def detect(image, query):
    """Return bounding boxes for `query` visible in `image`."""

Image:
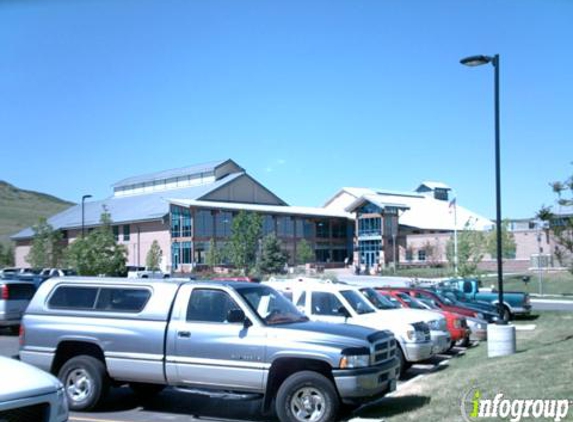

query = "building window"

[195,210,214,238]
[303,219,314,238]
[182,208,192,237]
[418,250,426,261]
[172,242,180,269]
[215,212,232,237]
[171,207,181,237]
[123,224,130,241]
[262,215,275,236]
[316,220,330,238]
[182,241,192,264]
[406,249,413,262]
[332,220,347,239]
[112,226,119,241]
[277,216,295,238]
[358,218,381,237]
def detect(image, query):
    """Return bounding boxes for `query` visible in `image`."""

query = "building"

[16,159,560,273]
[324,182,492,270]
[12,159,353,271]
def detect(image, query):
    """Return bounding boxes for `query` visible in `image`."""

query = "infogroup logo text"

[461,387,571,422]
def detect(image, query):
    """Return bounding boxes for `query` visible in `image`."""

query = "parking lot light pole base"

[487,323,516,358]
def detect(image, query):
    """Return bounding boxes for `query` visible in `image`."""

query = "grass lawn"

[354,312,573,422]
[503,272,573,297]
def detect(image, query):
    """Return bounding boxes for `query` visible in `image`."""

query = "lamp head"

[460,55,493,67]
[82,194,93,201]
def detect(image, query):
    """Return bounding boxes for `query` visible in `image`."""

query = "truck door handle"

[178,331,191,338]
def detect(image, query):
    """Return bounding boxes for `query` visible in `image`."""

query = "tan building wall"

[14,241,31,268]
[14,220,171,270]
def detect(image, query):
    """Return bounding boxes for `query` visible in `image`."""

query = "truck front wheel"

[58,355,109,411]
[276,371,339,422]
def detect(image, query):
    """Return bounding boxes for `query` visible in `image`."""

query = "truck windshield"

[360,288,398,310]
[340,290,376,315]
[237,285,308,326]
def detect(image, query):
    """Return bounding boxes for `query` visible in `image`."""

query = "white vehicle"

[126,266,170,279]
[359,287,451,354]
[265,278,435,377]
[0,356,68,422]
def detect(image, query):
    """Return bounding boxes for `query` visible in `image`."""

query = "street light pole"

[460,54,506,324]
[81,194,92,238]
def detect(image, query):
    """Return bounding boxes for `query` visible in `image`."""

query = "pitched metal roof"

[168,199,354,219]
[12,172,243,240]
[111,159,232,188]
[336,187,492,231]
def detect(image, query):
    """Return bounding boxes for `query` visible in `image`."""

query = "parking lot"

[0,327,465,422]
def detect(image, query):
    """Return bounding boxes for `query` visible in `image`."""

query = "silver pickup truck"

[20,277,399,422]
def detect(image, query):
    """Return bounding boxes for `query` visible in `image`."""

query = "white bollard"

[487,323,516,357]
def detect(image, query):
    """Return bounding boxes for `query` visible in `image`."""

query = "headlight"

[477,312,485,320]
[406,326,426,342]
[339,354,370,368]
[56,387,69,421]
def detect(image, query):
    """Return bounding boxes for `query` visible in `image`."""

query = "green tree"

[538,169,573,273]
[0,243,14,267]
[296,239,314,265]
[25,218,64,268]
[205,238,223,267]
[227,211,262,274]
[446,220,486,276]
[485,220,517,259]
[65,209,128,276]
[146,240,162,269]
[259,234,288,274]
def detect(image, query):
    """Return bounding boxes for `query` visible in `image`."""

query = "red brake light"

[1,285,8,300]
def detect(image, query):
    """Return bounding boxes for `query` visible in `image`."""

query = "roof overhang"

[345,196,410,214]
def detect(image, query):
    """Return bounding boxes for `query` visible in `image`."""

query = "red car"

[379,287,480,319]
[378,289,470,346]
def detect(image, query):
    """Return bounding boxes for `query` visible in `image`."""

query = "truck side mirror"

[337,306,351,318]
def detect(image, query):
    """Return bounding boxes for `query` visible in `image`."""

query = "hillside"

[0,181,74,246]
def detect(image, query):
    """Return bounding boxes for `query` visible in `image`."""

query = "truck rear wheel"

[58,355,109,411]
[276,371,338,422]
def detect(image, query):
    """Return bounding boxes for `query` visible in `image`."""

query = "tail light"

[1,284,8,300]
[19,324,25,346]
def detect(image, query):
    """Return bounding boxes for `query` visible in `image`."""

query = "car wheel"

[276,371,339,422]
[502,307,511,323]
[130,382,165,398]
[396,346,410,380]
[457,336,471,348]
[58,355,109,411]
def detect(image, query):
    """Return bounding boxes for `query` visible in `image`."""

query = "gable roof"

[328,187,492,231]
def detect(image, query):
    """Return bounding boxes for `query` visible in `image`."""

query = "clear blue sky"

[1,0,571,219]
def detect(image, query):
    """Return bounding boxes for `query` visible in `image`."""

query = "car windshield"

[237,285,308,326]
[417,296,440,309]
[340,290,376,315]
[360,288,398,310]
[434,291,454,305]
[396,292,426,309]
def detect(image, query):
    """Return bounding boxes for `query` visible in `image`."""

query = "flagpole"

[454,202,458,275]
[451,196,459,276]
